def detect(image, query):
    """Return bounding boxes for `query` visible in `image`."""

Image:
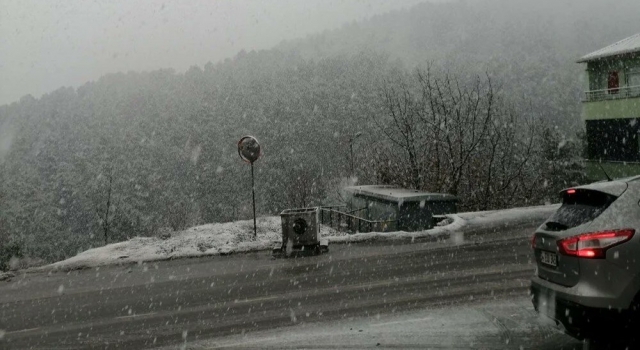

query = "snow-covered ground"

[159,297,576,350]
[42,204,559,271]
[0,271,15,282]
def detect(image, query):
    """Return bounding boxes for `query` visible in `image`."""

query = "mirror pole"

[251,162,257,238]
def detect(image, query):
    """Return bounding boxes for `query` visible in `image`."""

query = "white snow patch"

[45,217,284,270]
[450,230,465,245]
[160,297,557,350]
[457,204,559,228]
[0,272,15,281]
[44,217,343,271]
[190,145,202,164]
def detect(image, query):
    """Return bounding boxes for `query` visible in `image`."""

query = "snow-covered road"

[182,297,579,350]
[1,218,578,349]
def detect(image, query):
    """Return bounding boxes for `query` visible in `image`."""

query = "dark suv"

[531,176,640,345]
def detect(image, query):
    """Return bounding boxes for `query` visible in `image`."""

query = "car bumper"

[531,277,636,340]
[530,274,634,309]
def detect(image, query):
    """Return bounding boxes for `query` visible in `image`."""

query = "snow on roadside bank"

[457,204,560,228]
[44,217,346,271]
[328,204,559,244]
[45,217,288,271]
[43,205,558,271]
[0,271,15,281]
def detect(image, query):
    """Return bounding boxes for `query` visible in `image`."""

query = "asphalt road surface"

[0,221,582,350]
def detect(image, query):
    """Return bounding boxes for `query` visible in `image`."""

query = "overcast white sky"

[0,0,429,106]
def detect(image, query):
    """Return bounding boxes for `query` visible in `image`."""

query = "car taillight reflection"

[557,229,635,259]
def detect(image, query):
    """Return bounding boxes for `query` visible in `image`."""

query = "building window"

[608,71,619,94]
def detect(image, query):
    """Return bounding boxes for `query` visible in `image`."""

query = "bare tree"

[375,77,425,189]
[415,67,496,195]
[285,166,323,209]
[374,66,543,211]
[95,166,116,245]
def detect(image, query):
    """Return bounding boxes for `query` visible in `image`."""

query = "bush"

[0,241,23,271]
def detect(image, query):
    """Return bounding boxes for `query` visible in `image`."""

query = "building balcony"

[583,85,640,102]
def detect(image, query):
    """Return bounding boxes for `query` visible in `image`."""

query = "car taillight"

[557,229,635,259]
[531,234,536,249]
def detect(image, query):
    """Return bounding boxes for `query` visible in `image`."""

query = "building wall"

[586,161,640,182]
[585,118,639,161]
[583,56,640,121]
[581,54,640,178]
[582,55,640,165]
[398,202,432,231]
[349,195,397,222]
[348,194,438,231]
[582,98,640,120]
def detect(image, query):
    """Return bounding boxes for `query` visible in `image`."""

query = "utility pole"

[251,162,256,237]
[349,132,363,178]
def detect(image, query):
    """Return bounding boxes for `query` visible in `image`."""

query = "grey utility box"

[276,207,328,256]
[345,185,458,231]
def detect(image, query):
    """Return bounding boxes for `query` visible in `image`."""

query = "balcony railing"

[584,85,640,102]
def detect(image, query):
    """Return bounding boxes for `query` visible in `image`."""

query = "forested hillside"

[2,0,634,265]
[278,0,640,129]
[0,52,395,263]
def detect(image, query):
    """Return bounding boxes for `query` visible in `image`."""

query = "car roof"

[570,180,628,197]
[623,175,640,183]
[568,175,640,196]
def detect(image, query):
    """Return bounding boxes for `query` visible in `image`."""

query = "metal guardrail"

[583,85,640,102]
[319,205,347,211]
[319,208,397,234]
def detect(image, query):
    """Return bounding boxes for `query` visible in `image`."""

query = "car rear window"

[545,189,618,231]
